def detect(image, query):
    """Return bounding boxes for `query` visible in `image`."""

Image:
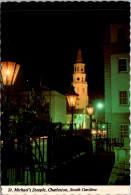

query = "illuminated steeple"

[72,48,89,109]
[76,48,83,63]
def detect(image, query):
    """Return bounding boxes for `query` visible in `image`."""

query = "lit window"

[120,124,129,138]
[118,58,128,72]
[119,91,128,105]
[118,27,126,40]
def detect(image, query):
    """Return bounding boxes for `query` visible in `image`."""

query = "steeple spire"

[76,48,82,63]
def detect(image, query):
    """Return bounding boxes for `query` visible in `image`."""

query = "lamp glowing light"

[1,61,20,86]
[67,86,79,108]
[87,105,94,130]
[92,130,97,135]
[97,103,103,109]
[87,106,94,116]
[67,85,79,131]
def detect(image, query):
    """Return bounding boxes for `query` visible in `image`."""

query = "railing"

[1,123,93,185]
[2,119,124,185]
[93,137,124,153]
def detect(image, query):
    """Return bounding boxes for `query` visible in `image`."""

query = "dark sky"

[1,2,130,100]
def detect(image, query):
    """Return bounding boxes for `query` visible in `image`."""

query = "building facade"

[41,90,66,124]
[10,88,67,124]
[104,23,130,139]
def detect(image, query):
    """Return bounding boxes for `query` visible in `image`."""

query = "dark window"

[77,67,79,71]
[118,27,126,40]
[81,68,83,71]
[119,91,128,105]
[77,77,80,81]
[119,58,128,72]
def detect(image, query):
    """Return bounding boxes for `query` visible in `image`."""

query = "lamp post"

[1,61,20,116]
[87,105,97,154]
[87,106,94,130]
[1,61,20,184]
[67,86,78,132]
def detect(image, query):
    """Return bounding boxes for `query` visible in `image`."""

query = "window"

[83,88,85,93]
[118,58,128,72]
[77,77,80,81]
[81,68,83,72]
[77,67,79,71]
[119,91,128,105]
[118,27,126,40]
[120,124,129,138]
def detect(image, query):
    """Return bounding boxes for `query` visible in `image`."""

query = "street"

[47,151,115,185]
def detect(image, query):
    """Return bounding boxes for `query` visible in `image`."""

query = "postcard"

[1,0,130,194]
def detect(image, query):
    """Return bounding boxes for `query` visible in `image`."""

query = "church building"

[66,48,91,129]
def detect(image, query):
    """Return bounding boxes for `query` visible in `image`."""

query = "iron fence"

[1,123,92,185]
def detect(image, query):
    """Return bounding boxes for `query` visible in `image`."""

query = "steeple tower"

[76,48,82,63]
[72,48,88,109]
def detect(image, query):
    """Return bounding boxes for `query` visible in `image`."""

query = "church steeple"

[72,48,88,109]
[76,48,83,63]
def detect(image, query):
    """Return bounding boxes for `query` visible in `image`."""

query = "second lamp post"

[67,86,79,132]
[87,105,94,130]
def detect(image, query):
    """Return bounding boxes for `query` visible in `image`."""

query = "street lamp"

[1,61,20,184]
[97,103,103,109]
[87,105,94,130]
[1,61,20,114]
[1,61,20,86]
[1,61,20,113]
[67,85,78,131]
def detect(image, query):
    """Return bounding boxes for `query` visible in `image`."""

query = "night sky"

[1,2,130,101]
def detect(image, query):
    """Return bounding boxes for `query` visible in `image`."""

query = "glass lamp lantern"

[67,86,79,108]
[67,85,79,131]
[87,105,94,130]
[87,106,94,116]
[1,61,20,86]
[67,94,78,108]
